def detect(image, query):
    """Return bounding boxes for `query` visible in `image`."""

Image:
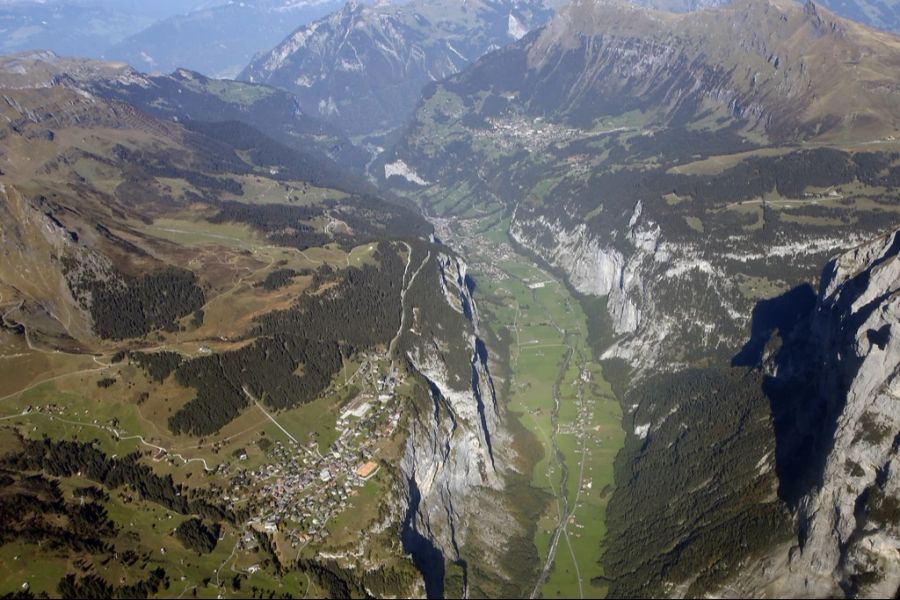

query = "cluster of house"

[223,369,405,554]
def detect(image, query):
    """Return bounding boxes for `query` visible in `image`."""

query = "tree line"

[169,244,407,436]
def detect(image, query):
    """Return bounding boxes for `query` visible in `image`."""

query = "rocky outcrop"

[782,229,898,597]
[508,201,748,371]
[719,228,900,598]
[397,251,511,596]
[801,229,900,597]
[510,202,647,335]
[506,192,883,377]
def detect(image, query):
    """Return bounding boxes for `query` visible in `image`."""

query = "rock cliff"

[397,249,523,596]
[733,228,900,598]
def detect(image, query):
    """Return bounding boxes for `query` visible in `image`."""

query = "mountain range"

[633,0,900,32]
[240,0,555,139]
[0,0,215,57]
[0,0,898,598]
[0,1,345,79]
[104,0,346,79]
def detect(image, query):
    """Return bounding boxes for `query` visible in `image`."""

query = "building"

[356,461,379,480]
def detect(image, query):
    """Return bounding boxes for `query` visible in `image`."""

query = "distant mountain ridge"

[818,0,900,32]
[240,0,555,138]
[630,0,900,32]
[0,0,216,57]
[412,0,900,143]
[104,0,345,79]
[0,51,371,177]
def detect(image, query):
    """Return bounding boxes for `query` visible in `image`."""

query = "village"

[471,115,581,154]
[430,215,519,285]
[225,359,406,558]
[12,351,410,569]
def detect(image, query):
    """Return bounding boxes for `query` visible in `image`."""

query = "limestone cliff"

[507,191,882,376]
[396,249,521,597]
[704,228,899,598]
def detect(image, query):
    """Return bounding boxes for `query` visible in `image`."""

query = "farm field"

[457,219,625,599]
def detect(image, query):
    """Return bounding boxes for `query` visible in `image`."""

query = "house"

[356,461,379,480]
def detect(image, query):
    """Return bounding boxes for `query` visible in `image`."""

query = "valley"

[0,0,899,598]
[429,212,625,599]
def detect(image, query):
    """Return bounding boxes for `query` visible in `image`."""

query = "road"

[0,409,214,471]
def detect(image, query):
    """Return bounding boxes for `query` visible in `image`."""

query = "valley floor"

[433,213,625,599]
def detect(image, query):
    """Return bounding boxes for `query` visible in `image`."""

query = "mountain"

[240,0,555,139]
[410,0,900,144]
[105,0,345,79]
[0,56,418,350]
[0,51,371,174]
[0,0,215,58]
[817,0,900,32]
[0,1,348,79]
[0,48,525,599]
[601,228,900,597]
[745,228,900,598]
[631,0,731,10]
[383,0,900,594]
[631,0,900,33]
[99,67,373,174]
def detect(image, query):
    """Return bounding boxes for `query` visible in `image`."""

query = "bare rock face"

[397,250,519,596]
[509,204,647,338]
[508,201,745,372]
[722,229,900,598]
[788,229,900,597]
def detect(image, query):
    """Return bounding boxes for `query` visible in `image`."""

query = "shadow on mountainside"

[733,234,898,518]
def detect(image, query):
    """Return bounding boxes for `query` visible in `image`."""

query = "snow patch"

[384,160,428,185]
[317,96,339,116]
[508,13,528,40]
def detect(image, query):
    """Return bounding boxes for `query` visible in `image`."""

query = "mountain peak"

[240,0,554,137]
[515,0,900,141]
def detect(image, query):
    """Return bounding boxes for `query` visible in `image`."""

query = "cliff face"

[746,229,900,598]
[397,249,521,597]
[507,199,865,372]
[693,228,900,599]
[510,204,645,336]
[509,204,653,364]
[801,229,900,597]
